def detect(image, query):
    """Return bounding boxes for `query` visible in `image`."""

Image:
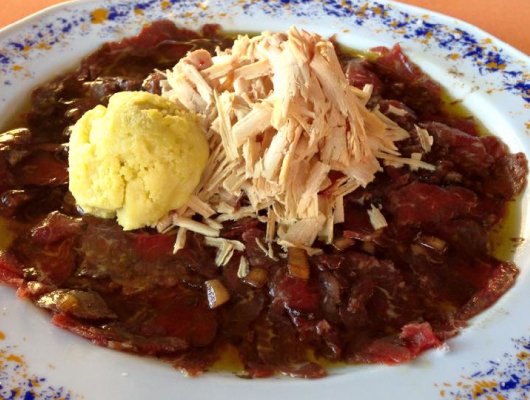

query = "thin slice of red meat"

[483,153,528,199]
[481,136,508,161]
[378,99,417,131]
[221,217,260,238]
[254,311,307,367]
[14,234,77,285]
[133,232,175,262]
[369,44,442,116]
[76,218,136,280]
[37,289,117,320]
[52,287,218,353]
[109,20,201,53]
[78,220,216,292]
[136,295,218,347]
[0,251,24,287]
[52,313,189,355]
[241,227,278,270]
[437,219,488,257]
[223,292,266,338]
[423,121,495,173]
[386,181,477,226]
[0,154,13,189]
[345,58,383,95]
[15,151,68,187]
[30,211,84,244]
[400,322,442,356]
[347,279,375,314]
[0,189,36,217]
[276,273,321,313]
[458,262,519,320]
[352,337,413,365]
[433,115,479,137]
[0,128,32,173]
[342,202,376,241]
[172,347,220,377]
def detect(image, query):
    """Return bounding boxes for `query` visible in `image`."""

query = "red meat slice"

[110,20,200,52]
[483,153,528,199]
[370,44,442,115]
[15,236,77,285]
[400,322,442,356]
[458,262,519,320]
[221,217,260,238]
[37,289,117,321]
[423,121,495,173]
[15,151,68,187]
[137,295,218,348]
[371,44,436,88]
[386,181,477,226]
[0,251,24,287]
[481,136,508,161]
[133,233,175,262]
[378,99,417,130]
[52,287,218,354]
[52,313,189,355]
[277,274,321,313]
[253,311,308,368]
[433,115,479,137]
[0,189,37,217]
[352,337,413,365]
[0,155,12,189]
[30,211,84,244]
[241,227,278,270]
[345,59,383,95]
[353,323,442,365]
[437,219,488,257]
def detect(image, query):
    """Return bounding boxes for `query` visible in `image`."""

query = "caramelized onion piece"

[205,279,230,309]
[333,236,355,251]
[245,267,268,288]
[288,247,310,280]
[361,241,375,254]
[416,234,447,253]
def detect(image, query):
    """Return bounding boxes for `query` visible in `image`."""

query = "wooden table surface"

[0,0,528,55]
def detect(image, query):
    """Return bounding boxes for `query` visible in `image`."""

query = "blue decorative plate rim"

[0,1,529,400]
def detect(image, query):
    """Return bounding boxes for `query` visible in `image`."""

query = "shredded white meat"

[160,28,435,250]
[367,204,388,231]
[415,124,434,153]
[237,256,250,278]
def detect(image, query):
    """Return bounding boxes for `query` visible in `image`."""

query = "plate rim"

[0,0,528,65]
[0,1,529,399]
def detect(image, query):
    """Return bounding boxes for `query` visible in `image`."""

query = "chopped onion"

[361,241,375,254]
[245,267,268,288]
[288,247,310,280]
[205,279,230,309]
[411,244,444,264]
[417,234,447,253]
[333,236,355,251]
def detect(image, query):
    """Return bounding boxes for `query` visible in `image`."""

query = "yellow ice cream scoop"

[68,91,209,230]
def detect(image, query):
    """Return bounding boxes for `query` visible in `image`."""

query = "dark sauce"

[0,21,527,379]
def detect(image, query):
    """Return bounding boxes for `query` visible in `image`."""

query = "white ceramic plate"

[1,1,530,399]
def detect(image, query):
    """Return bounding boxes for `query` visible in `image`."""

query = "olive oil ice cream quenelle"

[68,91,209,230]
